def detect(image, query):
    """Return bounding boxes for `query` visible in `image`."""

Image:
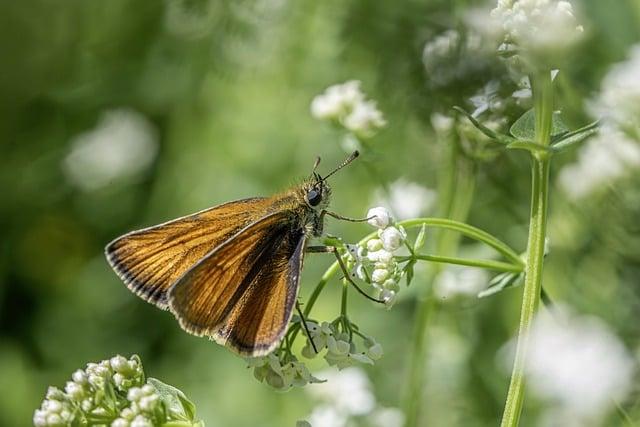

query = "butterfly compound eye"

[306,189,322,206]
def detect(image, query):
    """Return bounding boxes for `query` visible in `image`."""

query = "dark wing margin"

[105,197,270,309]
[168,211,306,356]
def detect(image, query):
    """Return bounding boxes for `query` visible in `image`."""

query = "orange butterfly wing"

[105,197,273,309]
[168,211,306,356]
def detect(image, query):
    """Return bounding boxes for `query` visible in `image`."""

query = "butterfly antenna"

[322,151,359,181]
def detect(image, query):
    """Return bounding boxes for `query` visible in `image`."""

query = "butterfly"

[105,151,377,357]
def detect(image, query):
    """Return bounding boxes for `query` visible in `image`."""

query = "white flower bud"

[139,395,159,412]
[372,268,390,283]
[131,415,153,427]
[127,387,143,402]
[380,226,405,251]
[381,289,397,308]
[111,418,130,427]
[110,355,128,373]
[71,370,87,384]
[366,238,383,252]
[47,414,62,425]
[367,207,392,229]
[64,381,84,400]
[367,343,384,360]
[141,384,155,396]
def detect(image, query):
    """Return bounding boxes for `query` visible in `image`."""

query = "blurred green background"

[1,0,640,426]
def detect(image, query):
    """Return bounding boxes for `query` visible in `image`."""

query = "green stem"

[399,254,522,273]
[500,70,553,427]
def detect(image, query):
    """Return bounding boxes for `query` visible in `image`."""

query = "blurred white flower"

[590,43,640,136]
[470,80,504,117]
[434,266,489,299]
[558,126,640,200]
[431,112,455,136]
[343,100,387,137]
[368,407,405,427]
[524,308,635,422]
[307,367,376,416]
[311,80,386,138]
[63,109,158,192]
[373,178,437,220]
[491,0,584,56]
[308,405,347,427]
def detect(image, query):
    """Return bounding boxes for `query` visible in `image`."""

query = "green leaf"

[510,109,569,140]
[413,224,427,251]
[405,259,416,287]
[148,378,198,422]
[551,119,599,152]
[477,272,524,298]
[453,106,515,145]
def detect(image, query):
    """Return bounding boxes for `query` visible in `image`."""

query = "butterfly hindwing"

[105,197,273,309]
[168,211,305,356]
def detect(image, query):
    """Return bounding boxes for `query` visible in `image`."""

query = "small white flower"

[380,289,397,308]
[131,415,153,427]
[367,207,392,229]
[379,226,405,251]
[111,418,130,427]
[366,238,384,252]
[371,268,390,284]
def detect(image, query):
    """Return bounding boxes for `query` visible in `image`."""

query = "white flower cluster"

[558,127,640,200]
[590,44,640,137]
[302,368,405,427]
[112,384,161,427]
[490,0,584,58]
[34,355,201,427]
[310,81,386,138]
[34,355,145,427]
[350,207,407,308]
[246,353,323,390]
[301,321,383,370]
[524,308,635,423]
[559,44,640,200]
[63,108,158,192]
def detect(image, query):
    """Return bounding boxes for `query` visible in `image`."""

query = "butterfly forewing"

[105,197,273,308]
[168,211,305,356]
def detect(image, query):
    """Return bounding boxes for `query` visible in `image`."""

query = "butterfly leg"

[306,245,384,304]
[296,302,318,354]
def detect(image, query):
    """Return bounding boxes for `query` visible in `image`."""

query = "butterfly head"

[300,173,331,211]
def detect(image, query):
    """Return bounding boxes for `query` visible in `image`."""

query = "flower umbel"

[33,355,202,427]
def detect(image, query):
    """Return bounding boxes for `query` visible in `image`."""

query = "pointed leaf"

[453,106,515,145]
[477,272,524,298]
[405,259,416,286]
[510,109,569,140]
[148,378,197,422]
[413,224,427,251]
[551,120,599,152]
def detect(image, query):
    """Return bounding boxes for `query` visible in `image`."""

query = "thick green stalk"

[403,132,476,427]
[500,71,553,427]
